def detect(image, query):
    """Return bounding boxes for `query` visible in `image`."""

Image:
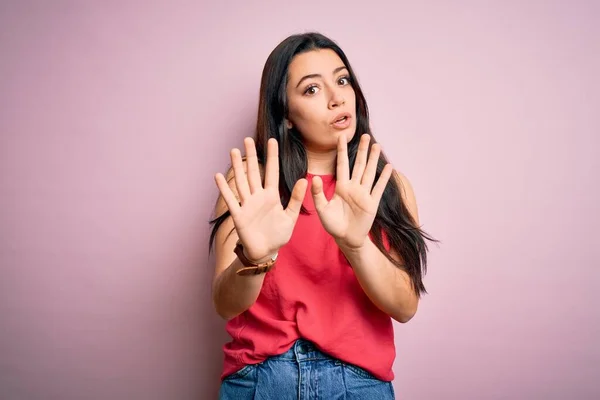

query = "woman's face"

[285,49,357,151]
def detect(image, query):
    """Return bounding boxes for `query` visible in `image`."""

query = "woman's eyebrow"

[295,66,348,88]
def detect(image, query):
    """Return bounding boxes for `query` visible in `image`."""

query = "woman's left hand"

[311,134,393,250]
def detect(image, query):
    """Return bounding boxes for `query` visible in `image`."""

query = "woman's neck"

[305,147,337,175]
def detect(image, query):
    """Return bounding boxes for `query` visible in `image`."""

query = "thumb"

[285,178,308,220]
[311,176,328,212]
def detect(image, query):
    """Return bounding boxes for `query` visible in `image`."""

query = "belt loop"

[293,339,302,359]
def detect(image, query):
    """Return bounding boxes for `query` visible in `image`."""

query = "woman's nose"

[328,90,345,109]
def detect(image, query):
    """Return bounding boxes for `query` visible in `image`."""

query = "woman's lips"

[331,114,351,130]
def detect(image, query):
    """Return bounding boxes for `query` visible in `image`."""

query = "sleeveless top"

[220,173,396,381]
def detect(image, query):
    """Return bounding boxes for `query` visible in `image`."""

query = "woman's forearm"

[338,239,419,323]
[212,257,267,320]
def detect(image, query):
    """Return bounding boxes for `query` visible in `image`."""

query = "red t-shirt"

[221,173,395,381]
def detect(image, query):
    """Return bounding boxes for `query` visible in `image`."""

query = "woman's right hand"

[214,137,308,262]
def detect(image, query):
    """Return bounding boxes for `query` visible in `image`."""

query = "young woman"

[209,32,434,399]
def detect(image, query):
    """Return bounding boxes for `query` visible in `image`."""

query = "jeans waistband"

[272,339,334,362]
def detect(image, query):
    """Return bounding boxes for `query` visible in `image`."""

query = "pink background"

[1,1,598,399]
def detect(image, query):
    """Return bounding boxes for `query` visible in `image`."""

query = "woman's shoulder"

[392,169,419,225]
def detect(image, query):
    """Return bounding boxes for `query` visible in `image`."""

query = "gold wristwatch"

[234,240,278,276]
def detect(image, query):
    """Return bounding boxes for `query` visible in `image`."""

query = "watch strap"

[234,240,277,276]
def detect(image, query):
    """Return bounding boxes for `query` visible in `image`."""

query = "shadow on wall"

[197,249,230,399]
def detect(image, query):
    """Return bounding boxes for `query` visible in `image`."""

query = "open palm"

[215,137,308,261]
[311,134,393,250]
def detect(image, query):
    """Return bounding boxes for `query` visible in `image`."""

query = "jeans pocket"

[343,363,378,380]
[224,363,258,381]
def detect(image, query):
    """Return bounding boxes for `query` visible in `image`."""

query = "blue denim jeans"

[219,339,395,399]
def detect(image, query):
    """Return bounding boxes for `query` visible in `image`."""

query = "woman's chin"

[336,129,355,143]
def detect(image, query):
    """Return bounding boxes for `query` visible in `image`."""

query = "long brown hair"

[210,32,436,296]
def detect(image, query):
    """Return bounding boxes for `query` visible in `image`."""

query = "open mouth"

[331,113,351,129]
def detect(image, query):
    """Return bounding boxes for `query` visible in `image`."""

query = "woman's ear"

[285,119,293,129]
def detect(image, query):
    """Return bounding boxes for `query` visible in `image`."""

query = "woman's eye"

[338,76,351,85]
[304,85,320,95]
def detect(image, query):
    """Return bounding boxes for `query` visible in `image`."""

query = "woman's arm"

[211,166,268,320]
[211,137,308,320]
[338,171,420,323]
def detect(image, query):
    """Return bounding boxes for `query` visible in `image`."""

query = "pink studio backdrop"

[1,1,598,399]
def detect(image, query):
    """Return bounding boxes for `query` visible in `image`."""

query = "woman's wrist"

[243,247,278,264]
